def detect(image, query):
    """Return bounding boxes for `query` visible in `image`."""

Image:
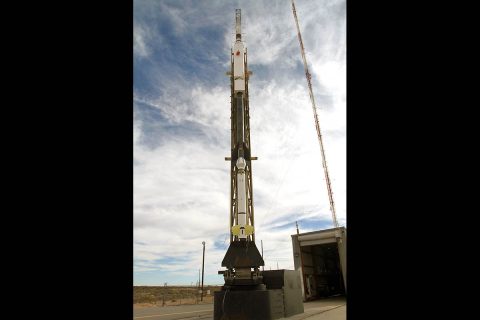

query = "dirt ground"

[134,286,219,307]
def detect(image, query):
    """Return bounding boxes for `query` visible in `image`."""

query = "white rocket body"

[236,157,248,239]
[233,8,246,93]
[232,12,253,239]
[233,41,245,92]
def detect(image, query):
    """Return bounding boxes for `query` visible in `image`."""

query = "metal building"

[291,227,346,300]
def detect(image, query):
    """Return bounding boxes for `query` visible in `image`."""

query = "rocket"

[221,9,264,283]
[231,9,251,240]
[215,10,303,319]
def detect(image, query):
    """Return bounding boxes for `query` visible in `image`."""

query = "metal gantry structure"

[214,10,306,319]
[220,8,264,286]
[291,0,339,229]
[228,27,256,244]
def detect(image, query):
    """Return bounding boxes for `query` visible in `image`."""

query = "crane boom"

[291,0,339,229]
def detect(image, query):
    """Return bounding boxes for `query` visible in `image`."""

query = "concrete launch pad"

[214,285,273,320]
[214,270,304,320]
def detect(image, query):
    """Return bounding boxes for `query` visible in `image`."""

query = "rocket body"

[236,157,248,239]
[221,9,263,274]
[230,10,252,240]
[233,41,245,92]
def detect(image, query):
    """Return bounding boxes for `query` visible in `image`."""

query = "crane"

[291,0,340,230]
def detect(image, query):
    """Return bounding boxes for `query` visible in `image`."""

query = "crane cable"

[291,0,339,230]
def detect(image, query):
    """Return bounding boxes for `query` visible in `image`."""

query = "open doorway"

[302,242,345,298]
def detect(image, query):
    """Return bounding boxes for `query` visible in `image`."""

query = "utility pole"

[261,240,264,271]
[201,241,205,302]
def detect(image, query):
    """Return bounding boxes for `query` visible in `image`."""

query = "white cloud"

[134,23,152,59]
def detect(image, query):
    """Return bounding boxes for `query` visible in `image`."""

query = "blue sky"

[134,0,346,286]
